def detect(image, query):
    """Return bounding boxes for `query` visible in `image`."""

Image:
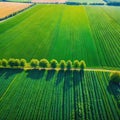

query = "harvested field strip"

[0,2,32,19]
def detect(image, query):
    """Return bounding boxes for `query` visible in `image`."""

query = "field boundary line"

[0,75,18,101]
[24,67,120,73]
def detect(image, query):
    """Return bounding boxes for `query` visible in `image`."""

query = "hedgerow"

[0,58,86,70]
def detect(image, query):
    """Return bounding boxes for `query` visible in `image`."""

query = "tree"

[110,72,120,84]
[73,60,80,69]
[8,58,15,67]
[30,59,39,68]
[59,60,66,70]
[8,58,20,67]
[80,60,86,70]
[1,59,8,67]
[50,59,58,69]
[20,59,27,67]
[39,59,49,68]
[14,59,20,67]
[66,60,72,70]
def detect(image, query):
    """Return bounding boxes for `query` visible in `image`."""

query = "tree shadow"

[107,81,120,108]
[63,70,73,92]
[46,70,56,81]
[0,68,23,79]
[26,69,45,80]
[73,70,84,86]
[55,70,65,86]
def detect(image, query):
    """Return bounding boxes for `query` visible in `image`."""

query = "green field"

[0,69,119,120]
[0,5,120,68]
[0,3,120,120]
[66,0,105,3]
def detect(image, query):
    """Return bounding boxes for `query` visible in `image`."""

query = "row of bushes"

[0,58,86,70]
[107,2,120,6]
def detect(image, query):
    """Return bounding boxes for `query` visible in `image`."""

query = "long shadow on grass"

[26,69,46,80]
[0,68,23,79]
[46,70,56,81]
[63,70,73,92]
[73,70,84,86]
[107,81,120,108]
[55,70,65,86]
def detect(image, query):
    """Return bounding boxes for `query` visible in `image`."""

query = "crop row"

[0,69,119,120]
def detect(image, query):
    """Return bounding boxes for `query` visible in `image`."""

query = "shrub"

[50,59,58,69]
[8,58,15,67]
[80,60,86,70]
[8,58,20,67]
[1,59,8,67]
[59,60,66,70]
[14,59,20,67]
[110,72,120,84]
[73,60,80,69]
[39,59,49,68]
[30,59,39,68]
[20,59,27,67]
[66,60,72,70]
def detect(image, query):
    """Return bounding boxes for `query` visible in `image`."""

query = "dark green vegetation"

[0,5,120,68]
[0,69,120,120]
[110,72,120,84]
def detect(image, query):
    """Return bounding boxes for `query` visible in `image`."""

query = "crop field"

[0,2,120,120]
[66,0,105,3]
[32,0,66,3]
[102,6,120,24]
[0,2,31,19]
[0,69,119,120]
[0,5,120,68]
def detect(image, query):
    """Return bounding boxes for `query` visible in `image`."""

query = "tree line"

[0,58,86,70]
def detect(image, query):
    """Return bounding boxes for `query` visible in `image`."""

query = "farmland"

[0,2,31,20]
[32,0,66,3]
[0,69,120,120]
[66,0,105,3]
[0,5,120,68]
[0,2,120,120]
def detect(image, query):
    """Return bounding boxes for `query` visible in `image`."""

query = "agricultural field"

[2,0,31,2]
[66,0,105,3]
[0,2,120,120]
[0,69,120,120]
[0,5,120,68]
[0,2,31,20]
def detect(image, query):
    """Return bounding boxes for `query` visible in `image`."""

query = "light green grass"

[0,5,120,68]
[0,69,119,120]
[66,0,105,3]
